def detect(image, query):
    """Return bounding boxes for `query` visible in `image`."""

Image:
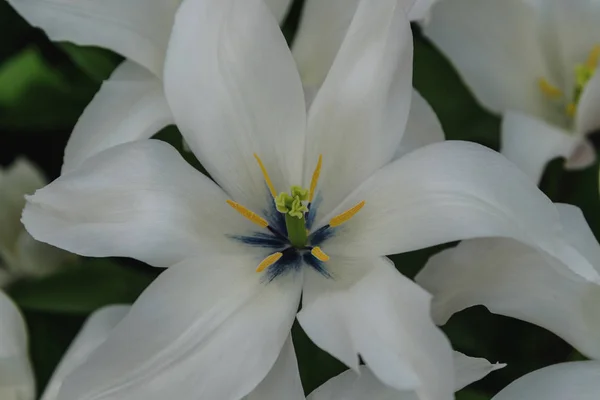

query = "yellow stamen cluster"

[538,45,600,119]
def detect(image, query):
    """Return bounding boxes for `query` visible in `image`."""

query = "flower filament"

[226,153,365,278]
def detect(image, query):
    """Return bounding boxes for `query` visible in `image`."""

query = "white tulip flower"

[425,0,600,183]
[20,0,581,399]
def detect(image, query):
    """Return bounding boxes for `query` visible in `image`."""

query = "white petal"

[294,0,430,90]
[307,366,418,400]
[164,0,306,211]
[41,305,130,400]
[244,336,304,400]
[6,0,180,76]
[501,111,580,183]
[264,0,293,22]
[304,0,413,222]
[23,140,253,268]
[416,237,600,359]
[57,254,302,400]
[0,291,35,400]
[576,68,600,136]
[62,61,173,174]
[492,361,600,400]
[293,0,359,90]
[320,141,563,259]
[556,203,600,274]
[0,158,45,266]
[424,0,552,119]
[453,352,505,391]
[299,257,455,400]
[394,90,444,160]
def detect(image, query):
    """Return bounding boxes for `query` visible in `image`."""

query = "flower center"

[225,154,365,278]
[538,45,600,119]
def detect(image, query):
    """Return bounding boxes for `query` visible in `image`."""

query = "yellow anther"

[226,200,268,228]
[329,201,366,227]
[538,78,562,99]
[566,102,577,118]
[256,252,283,272]
[311,247,330,262]
[586,45,600,70]
[254,153,277,198]
[309,155,322,202]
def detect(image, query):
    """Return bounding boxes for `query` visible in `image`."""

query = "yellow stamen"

[538,78,562,99]
[566,102,577,118]
[309,154,322,203]
[226,200,268,228]
[256,252,283,272]
[329,201,366,227]
[311,247,330,262]
[254,153,277,198]
[586,45,600,70]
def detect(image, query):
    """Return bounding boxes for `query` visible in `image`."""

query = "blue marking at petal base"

[306,193,322,230]
[264,248,302,282]
[303,252,332,278]
[309,225,336,247]
[229,232,287,250]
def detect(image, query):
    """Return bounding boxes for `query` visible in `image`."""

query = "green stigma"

[275,185,309,247]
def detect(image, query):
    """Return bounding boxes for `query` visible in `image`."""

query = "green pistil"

[275,186,309,248]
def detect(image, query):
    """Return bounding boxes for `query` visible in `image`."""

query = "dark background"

[1,0,598,398]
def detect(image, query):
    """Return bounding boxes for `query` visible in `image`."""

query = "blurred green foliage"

[1,0,599,398]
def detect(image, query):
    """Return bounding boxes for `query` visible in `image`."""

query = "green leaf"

[7,258,157,315]
[60,43,121,82]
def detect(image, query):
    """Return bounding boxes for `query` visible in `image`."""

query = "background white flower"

[0,158,70,287]
[417,203,600,360]
[424,0,600,183]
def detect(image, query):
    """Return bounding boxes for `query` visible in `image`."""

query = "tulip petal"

[164,0,306,211]
[299,256,454,400]
[320,141,565,263]
[245,336,304,400]
[576,68,600,136]
[415,229,600,359]
[0,291,35,400]
[6,0,180,76]
[23,140,255,268]
[491,361,600,400]
[452,351,505,391]
[62,61,173,174]
[501,111,580,183]
[41,306,130,400]
[57,254,302,400]
[304,0,413,222]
